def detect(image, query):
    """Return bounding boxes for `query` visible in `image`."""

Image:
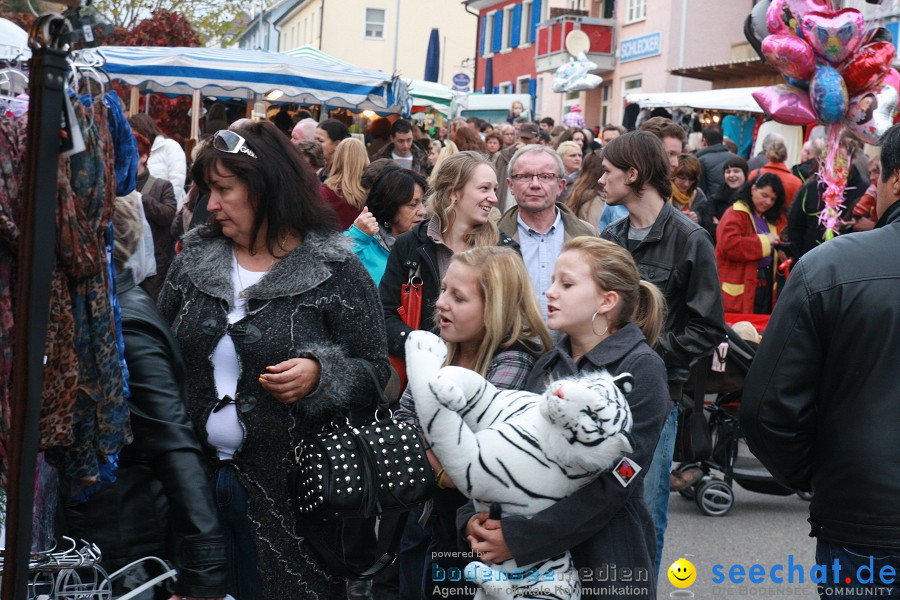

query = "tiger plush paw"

[406,330,447,379]
[430,371,467,411]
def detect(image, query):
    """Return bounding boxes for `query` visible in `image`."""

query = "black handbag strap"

[359,359,390,413]
[299,511,410,579]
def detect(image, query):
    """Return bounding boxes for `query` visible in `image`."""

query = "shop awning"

[625,87,764,113]
[405,79,460,116]
[98,45,411,115]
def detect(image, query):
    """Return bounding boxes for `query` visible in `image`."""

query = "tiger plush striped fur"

[405,330,635,600]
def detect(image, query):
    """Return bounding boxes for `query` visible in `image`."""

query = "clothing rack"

[0,4,113,598]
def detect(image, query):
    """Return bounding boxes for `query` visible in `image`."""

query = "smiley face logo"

[668,558,696,588]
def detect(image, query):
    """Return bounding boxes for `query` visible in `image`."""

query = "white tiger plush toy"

[405,331,635,600]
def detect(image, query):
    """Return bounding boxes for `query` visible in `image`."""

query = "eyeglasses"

[213,130,258,160]
[510,173,560,184]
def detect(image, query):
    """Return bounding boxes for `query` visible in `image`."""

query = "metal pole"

[1,41,69,600]
[677,0,688,93]
[392,0,400,73]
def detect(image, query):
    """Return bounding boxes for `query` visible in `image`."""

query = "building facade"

[236,0,295,52]
[465,0,761,128]
[275,0,476,88]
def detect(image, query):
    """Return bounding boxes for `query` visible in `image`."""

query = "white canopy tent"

[625,87,764,113]
[281,44,459,117]
[404,78,460,117]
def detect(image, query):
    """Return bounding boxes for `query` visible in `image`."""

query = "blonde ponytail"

[634,280,667,348]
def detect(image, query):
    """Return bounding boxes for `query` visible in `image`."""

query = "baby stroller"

[670,317,812,517]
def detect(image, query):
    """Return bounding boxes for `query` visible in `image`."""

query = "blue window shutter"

[480,15,486,56]
[493,86,500,94]
[492,11,503,53]
[528,78,537,114]
[511,4,522,48]
[531,0,542,42]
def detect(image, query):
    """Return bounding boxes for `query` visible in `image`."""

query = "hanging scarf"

[670,186,695,212]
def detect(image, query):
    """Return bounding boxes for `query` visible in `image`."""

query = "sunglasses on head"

[213,130,258,159]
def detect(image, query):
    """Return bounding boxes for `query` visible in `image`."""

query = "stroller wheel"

[695,479,734,517]
[796,491,814,501]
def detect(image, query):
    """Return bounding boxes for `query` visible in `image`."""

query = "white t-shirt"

[206,253,266,460]
[392,151,413,170]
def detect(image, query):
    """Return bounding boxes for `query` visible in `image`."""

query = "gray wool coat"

[158,228,390,599]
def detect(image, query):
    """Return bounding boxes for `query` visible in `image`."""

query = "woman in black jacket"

[61,195,226,600]
[379,151,518,359]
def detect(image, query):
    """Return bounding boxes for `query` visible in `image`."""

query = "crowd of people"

[66,99,896,600]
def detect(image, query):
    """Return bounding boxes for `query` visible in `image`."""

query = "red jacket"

[320,183,359,230]
[715,201,787,313]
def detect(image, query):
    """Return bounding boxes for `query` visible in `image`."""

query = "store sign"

[453,73,471,87]
[619,32,662,63]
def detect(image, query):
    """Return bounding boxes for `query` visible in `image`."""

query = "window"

[312,9,318,43]
[483,12,494,56]
[626,0,647,23]
[567,0,586,10]
[521,1,533,44]
[623,77,642,91]
[365,8,385,39]
[600,84,610,127]
[599,0,615,20]
[499,81,514,94]
[517,76,530,94]
[503,5,513,50]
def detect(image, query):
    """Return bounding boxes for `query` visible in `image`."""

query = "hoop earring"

[591,311,609,337]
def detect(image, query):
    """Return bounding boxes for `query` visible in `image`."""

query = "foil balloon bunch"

[552,52,603,93]
[747,0,898,237]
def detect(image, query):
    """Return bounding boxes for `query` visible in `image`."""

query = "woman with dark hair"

[158,119,390,600]
[748,141,802,209]
[129,113,188,207]
[710,155,750,239]
[554,127,590,155]
[345,168,429,284]
[715,172,787,314]
[314,118,351,178]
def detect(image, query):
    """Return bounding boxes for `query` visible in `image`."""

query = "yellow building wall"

[279,0,476,88]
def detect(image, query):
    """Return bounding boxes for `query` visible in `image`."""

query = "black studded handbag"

[290,360,434,578]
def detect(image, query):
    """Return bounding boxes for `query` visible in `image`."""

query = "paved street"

[659,476,818,599]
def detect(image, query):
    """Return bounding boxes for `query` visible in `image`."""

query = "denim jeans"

[816,541,900,599]
[214,465,262,600]
[398,504,430,600]
[641,404,678,581]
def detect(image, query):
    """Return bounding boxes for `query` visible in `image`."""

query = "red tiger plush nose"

[553,387,565,399]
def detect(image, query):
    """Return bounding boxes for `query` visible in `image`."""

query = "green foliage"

[92,0,251,46]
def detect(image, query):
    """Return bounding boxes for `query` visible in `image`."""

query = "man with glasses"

[497,145,596,319]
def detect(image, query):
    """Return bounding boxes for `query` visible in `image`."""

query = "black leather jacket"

[62,270,226,598]
[379,219,519,358]
[741,201,900,549]
[602,202,726,386]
